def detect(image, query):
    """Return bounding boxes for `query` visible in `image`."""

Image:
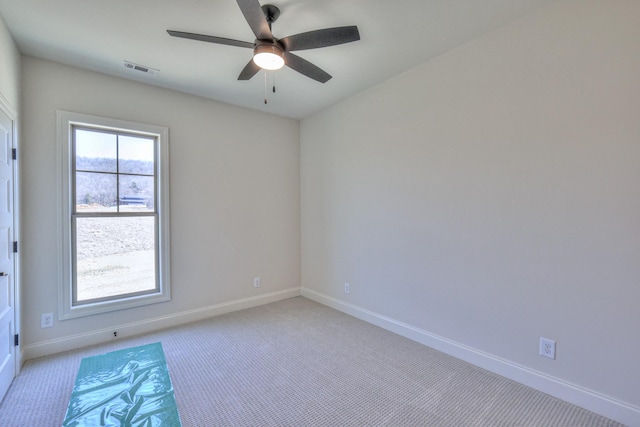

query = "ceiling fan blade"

[283,52,332,83]
[167,30,254,49]
[238,59,261,80]
[280,26,360,51]
[236,0,272,40]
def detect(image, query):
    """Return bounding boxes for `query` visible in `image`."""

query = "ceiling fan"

[167,0,360,83]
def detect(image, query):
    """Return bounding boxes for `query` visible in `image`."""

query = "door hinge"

[13,241,17,253]
[14,334,18,346]
[12,148,16,160]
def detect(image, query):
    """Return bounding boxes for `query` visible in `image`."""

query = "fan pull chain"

[263,72,279,104]
[264,71,268,104]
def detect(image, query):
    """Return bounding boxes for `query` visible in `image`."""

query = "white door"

[0,107,16,402]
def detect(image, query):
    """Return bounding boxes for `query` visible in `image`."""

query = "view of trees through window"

[73,127,158,304]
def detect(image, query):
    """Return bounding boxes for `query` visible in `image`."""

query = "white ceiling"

[0,0,555,119]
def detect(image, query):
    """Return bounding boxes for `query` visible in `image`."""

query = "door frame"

[0,93,20,378]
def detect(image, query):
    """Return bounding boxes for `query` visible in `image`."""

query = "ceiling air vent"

[123,61,159,76]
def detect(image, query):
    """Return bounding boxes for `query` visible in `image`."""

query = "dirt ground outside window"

[75,206,156,301]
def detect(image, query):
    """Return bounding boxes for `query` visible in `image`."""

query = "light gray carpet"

[0,297,626,426]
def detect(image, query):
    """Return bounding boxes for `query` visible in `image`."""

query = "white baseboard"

[23,287,301,361]
[302,288,639,427]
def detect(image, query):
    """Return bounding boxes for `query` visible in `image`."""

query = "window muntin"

[58,111,170,320]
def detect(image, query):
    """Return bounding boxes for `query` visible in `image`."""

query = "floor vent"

[123,61,159,76]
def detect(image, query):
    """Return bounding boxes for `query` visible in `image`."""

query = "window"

[58,111,170,319]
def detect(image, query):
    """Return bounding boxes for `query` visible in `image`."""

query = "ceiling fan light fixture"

[253,44,285,70]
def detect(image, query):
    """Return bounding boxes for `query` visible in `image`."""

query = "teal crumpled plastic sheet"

[62,342,182,427]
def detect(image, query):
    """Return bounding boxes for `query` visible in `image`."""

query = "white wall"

[0,12,20,109]
[301,0,640,423]
[21,56,300,356]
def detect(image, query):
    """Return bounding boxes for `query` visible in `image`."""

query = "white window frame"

[57,111,171,320]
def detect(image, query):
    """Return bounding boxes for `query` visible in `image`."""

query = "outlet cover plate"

[539,337,556,359]
[41,313,54,328]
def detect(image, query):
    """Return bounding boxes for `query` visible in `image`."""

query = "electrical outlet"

[540,337,556,359]
[344,282,350,294]
[41,313,53,328]
[253,277,261,288]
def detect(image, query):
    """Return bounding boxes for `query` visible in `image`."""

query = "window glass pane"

[75,216,157,303]
[119,174,155,212]
[75,171,117,212]
[119,135,155,175]
[75,129,117,173]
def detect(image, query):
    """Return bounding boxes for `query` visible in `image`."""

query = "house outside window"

[57,111,170,319]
